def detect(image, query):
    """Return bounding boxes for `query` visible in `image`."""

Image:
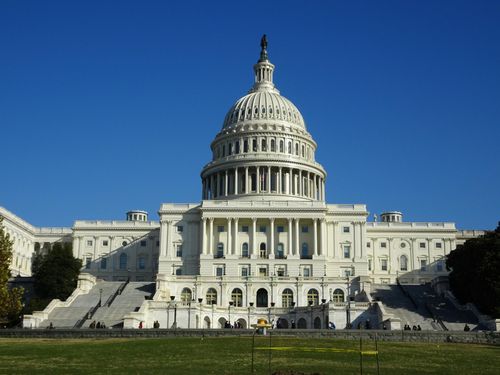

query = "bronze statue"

[260,34,268,51]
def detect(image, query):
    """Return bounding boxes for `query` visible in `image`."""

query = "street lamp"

[198,298,203,329]
[248,302,254,329]
[308,300,313,329]
[211,300,215,329]
[269,302,275,327]
[291,302,296,328]
[188,300,192,329]
[228,301,234,327]
[346,276,351,329]
[321,299,327,329]
[170,296,177,329]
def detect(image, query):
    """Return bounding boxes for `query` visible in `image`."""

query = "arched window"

[222,145,226,157]
[260,242,267,258]
[282,288,294,308]
[301,243,309,259]
[256,288,268,307]
[252,138,257,152]
[235,141,240,154]
[270,139,275,152]
[332,289,344,303]
[301,145,305,157]
[279,140,284,153]
[277,243,284,259]
[400,255,408,271]
[216,243,224,258]
[206,288,217,305]
[261,139,267,152]
[137,255,146,270]
[181,288,192,304]
[231,288,243,307]
[119,253,127,270]
[243,139,248,153]
[288,141,292,154]
[242,243,249,258]
[295,143,299,155]
[307,289,319,306]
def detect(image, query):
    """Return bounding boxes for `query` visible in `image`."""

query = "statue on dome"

[260,34,268,51]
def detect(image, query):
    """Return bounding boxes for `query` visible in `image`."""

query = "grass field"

[0,336,498,374]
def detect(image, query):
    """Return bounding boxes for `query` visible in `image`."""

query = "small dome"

[222,91,306,130]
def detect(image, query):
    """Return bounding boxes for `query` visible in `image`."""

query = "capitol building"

[3,37,483,330]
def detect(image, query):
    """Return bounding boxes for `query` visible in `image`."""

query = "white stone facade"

[3,39,484,329]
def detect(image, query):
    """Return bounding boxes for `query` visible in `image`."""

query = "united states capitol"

[2,37,486,331]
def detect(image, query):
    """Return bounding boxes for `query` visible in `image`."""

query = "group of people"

[89,320,107,329]
[223,321,244,328]
[153,320,160,329]
[403,324,422,331]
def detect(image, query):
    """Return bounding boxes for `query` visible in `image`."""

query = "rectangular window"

[420,259,427,271]
[216,267,224,277]
[420,242,426,248]
[177,225,184,232]
[381,259,388,271]
[259,225,266,232]
[140,240,147,247]
[259,267,268,277]
[241,225,249,233]
[303,267,311,277]
[175,268,182,276]
[85,257,92,269]
[241,267,249,277]
[138,257,145,270]
[276,267,285,277]
[380,242,387,248]
[176,245,183,257]
[100,257,107,269]
[343,226,350,233]
[344,269,352,277]
[102,240,109,246]
[217,226,225,233]
[368,259,372,271]
[87,240,93,247]
[343,245,351,259]
[436,243,442,249]
[301,226,309,233]
[277,226,284,233]
[366,242,371,248]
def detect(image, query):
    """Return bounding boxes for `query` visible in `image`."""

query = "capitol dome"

[201,36,326,202]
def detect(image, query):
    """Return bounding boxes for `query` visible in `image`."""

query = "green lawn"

[0,336,498,374]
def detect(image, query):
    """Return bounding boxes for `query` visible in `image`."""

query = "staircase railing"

[73,302,100,329]
[396,278,418,309]
[105,281,128,307]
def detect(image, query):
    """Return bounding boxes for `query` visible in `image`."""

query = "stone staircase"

[84,282,155,328]
[39,282,122,328]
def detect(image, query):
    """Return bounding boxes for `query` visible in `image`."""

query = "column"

[216,173,220,198]
[209,218,214,256]
[234,168,239,195]
[313,219,318,256]
[245,167,249,194]
[320,219,326,256]
[252,218,257,257]
[313,175,317,200]
[227,218,232,256]
[278,167,282,194]
[256,167,260,193]
[270,218,275,256]
[287,218,293,257]
[233,218,239,255]
[298,171,302,196]
[167,221,173,259]
[294,218,300,256]
[224,170,228,196]
[332,221,340,258]
[308,172,311,198]
[201,218,207,255]
[285,170,290,194]
[267,166,271,192]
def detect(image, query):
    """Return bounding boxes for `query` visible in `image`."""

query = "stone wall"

[1,329,498,345]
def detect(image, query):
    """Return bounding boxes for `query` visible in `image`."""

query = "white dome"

[222,91,306,130]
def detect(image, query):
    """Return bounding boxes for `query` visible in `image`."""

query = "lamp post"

[291,301,296,328]
[211,300,215,329]
[346,276,351,329]
[248,302,254,329]
[198,298,203,329]
[99,288,103,307]
[170,296,177,329]
[188,300,192,329]
[308,300,314,329]
[321,299,327,329]
[228,301,234,327]
[269,302,275,327]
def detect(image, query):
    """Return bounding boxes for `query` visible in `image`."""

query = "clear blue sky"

[1,1,499,229]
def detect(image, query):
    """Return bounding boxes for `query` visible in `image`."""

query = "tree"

[32,242,82,301]
[0,217,24,326]
[446,223,500,318]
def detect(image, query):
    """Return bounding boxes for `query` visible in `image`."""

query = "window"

[301,144,305,157]
[241,266,249,277]
[181,288,192,303]
[222,145,226,157]
[277,226,284,233]
[100,257,107,269]
[366,242,371,248]
[307,289,319,305]
[259,225,266,233]
[343,226,350,233]
[301,243,309,259]
[175,267,182,275]
[252,139,257,152]
[242,243,249,258]
[87,240,93,247]
[138,256,146,270]
[400,255,408,271]
[276,243,285,259]
[102,240,109,246]
[332,289,344,303]
[436,242,442,249]
[206,288,217,305]
[156,240,160,247]
[288,141,292,154]
[295,143,299,155]
[279,140,284,153]
[85,257,92,269]
[231,288,243,307]
[282,289,294,308]
[420,242,426,248]
[259,243,267,258]
[241,225,249,233]
[119,253,127,270]
[368,258,372,271]
[436,260,444,272]
[270,139,275,152]
[216,266,224,276]
[276,266,285,277]
[343,245,351,259]
[258,267,268,277]
[216,243,224,258]
[381,242,387,248]
[381,259,388,271]
[235,141,240,154]
[301,225,309,233]
[176,244,183,257]
[303,266,311,277]
[177,225,184,232]
[217,226,225,232]
[243,139,249,153]
[140,240,147,247]
[420,259,427,271]
[122,241,128,247]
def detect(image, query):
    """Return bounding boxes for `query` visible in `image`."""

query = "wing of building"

[2,38,486,330]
